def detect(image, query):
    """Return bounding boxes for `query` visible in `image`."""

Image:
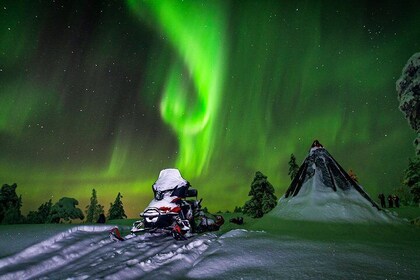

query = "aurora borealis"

[1,0,419,217]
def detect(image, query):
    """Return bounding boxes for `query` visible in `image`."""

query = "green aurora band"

[0,0,419,217]
[128,0,227,176]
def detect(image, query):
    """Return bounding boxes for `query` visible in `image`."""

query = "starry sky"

[1,0,419,217]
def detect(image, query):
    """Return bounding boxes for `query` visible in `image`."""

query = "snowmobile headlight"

[146,216,158,223]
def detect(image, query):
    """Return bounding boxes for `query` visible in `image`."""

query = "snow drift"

[0,225,216,279]
[0,225,418,279]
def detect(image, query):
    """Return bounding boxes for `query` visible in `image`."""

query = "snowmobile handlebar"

[186,188,198,197]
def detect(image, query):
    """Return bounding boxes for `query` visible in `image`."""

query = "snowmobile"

[110,169,224,241]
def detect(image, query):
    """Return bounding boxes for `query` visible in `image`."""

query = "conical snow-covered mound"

[271,141,398,223]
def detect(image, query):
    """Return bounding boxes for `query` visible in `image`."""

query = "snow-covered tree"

[85,189,104,223]
[402,157,420,205]
[0,183,24,224]
[261,192,277,214]
[27,199,53,224]
[108,192,127,220]
[288,154,299,180]
[243,171,277,218]
[50,197,84,223]
[396,52,420,155]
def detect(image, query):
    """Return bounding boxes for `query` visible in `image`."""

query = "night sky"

[1,0,419,217]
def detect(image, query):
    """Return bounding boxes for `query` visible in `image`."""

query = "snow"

[1,153,414,278]
[153,168,188,192]
[272,173,398,223]
[0,224,76,258]
[0,225,216,279]
[0,223,418,279]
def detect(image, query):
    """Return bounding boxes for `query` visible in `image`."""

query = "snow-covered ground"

[0,222,419,279]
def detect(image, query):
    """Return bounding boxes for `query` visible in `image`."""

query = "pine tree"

[85,189,104,223]
[402,157,420,205]
[243,171,277,218]
[0,183,24,224]
[261,192,277,213]
[38,199,53,222]
[233,206,243,213]
[96,204,105,222]
[49,197,84,223]
[394,185,413,206]
[27,199,52,224]
[108,192,127,220]
[288,154,299,181]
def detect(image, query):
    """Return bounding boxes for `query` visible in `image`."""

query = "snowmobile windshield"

[152,169,189,199]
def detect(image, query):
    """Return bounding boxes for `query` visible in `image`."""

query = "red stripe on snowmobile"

[110,227,124,241]
[171,206,181,213]
[173,224,182,234]
[158,206,172,212]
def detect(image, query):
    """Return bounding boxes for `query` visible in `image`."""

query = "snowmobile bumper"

[141,207,179,229]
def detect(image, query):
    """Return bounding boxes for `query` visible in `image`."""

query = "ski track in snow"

[0,225,217,280]
[0,226,418,279]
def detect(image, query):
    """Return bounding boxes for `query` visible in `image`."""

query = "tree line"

[1,153,417,225]
[0,185,127,225]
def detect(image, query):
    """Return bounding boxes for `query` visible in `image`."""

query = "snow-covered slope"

[272,174,396,223]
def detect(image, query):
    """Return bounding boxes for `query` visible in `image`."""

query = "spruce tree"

[85,189,104,223]
[27,199,52,224]
[243,171,277,218]
[402,157,420,204]
[0,183,24,224]
[49,197,84,223]
[108,192,127,220]
[288,154,299,181]
[233,206,243,213]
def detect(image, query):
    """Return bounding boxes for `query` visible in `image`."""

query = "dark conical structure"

[270,141,396,223]
[285,140,380,210]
